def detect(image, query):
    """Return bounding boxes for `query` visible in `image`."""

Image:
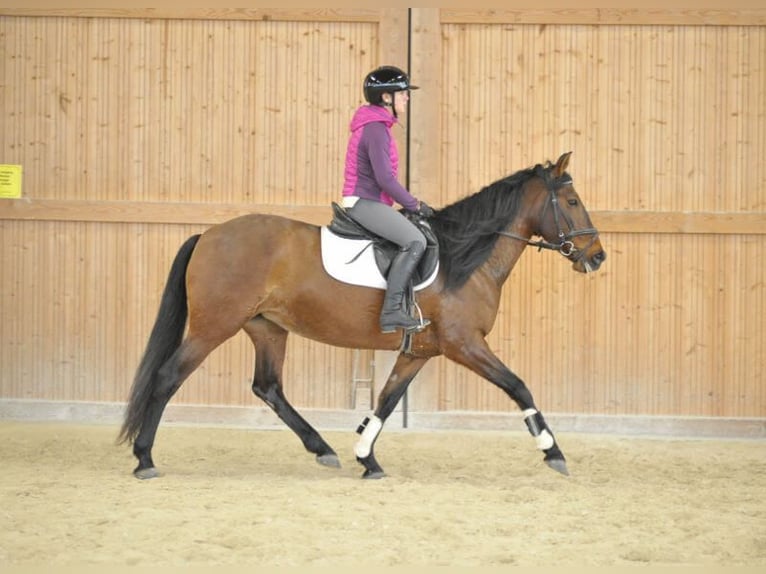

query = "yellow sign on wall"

[0,165,22,198]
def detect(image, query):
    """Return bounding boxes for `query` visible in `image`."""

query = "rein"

[497,179,599,261]
[496,230,577,255]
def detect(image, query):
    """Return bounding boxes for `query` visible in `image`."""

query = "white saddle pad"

[320,227,438,291]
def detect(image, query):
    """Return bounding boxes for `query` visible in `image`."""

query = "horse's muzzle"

[574,248,606,273]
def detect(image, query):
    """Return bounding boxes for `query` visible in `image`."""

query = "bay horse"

[118,151,605,479]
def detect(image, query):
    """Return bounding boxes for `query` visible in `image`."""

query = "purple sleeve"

[364,123,419,212]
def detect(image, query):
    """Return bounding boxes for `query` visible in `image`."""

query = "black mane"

[430,163,560,291]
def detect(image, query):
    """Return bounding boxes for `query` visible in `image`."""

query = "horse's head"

[530,152,606,273]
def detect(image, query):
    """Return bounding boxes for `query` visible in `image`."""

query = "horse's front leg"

[355,353,429,479]
[444,336,569,476]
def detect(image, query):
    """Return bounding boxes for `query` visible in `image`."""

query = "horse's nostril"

[593,250,606,263]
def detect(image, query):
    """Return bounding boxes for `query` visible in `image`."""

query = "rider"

[341,65,435,334]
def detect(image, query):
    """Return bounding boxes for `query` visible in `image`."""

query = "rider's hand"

[417,201,435,218]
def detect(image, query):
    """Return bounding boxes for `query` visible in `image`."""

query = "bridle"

[497,177,599,262]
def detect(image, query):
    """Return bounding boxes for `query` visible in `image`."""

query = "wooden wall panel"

[418,233,764,418]
[0,13,387,410]
[405,15,765,419]
[1,220,192,402]
[435,23,765,213]
[1,7,764,424]
[0,218,359,408]
[0,16,377,205]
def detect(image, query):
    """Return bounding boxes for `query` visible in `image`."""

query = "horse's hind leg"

[244,317,340,468]
[132,337,215,478]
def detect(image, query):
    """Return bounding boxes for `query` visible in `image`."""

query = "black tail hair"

[117,234,201,444]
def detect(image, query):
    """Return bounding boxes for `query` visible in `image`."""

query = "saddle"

[326,202,440,288]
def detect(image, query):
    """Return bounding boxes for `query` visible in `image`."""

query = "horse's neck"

[485,208,535,287]
[484,239,526,287]
[463,239,526,329]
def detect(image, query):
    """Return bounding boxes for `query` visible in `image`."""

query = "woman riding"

[341,65,435,334]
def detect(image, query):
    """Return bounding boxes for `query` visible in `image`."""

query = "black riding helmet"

[363,66,419,111]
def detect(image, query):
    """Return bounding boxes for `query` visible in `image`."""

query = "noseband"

[497,178,599,262]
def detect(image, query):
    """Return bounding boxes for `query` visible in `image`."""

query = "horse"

[118,151,606,479]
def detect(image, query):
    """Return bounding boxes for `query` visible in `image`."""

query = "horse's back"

[205,212,317,239]
[196,213,318,259]
[185,213,321,311]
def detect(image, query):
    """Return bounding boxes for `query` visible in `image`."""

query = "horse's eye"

[568,198,578,207]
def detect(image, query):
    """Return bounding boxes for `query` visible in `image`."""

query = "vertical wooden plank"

[408,8,441,202]
[405,8,442,412]
[370,9,410,403]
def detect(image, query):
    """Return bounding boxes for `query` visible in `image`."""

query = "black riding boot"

[379,241,430,333]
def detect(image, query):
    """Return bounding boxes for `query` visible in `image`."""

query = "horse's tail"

[117,234,201,445]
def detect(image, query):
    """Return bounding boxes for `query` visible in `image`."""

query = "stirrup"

[403,318,430,333]
[405,300,430,332]
[380,310,430,334]
[380,319,431,334]
[380,323,417,334]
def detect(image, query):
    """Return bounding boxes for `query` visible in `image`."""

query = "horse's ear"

[552,152,572,178]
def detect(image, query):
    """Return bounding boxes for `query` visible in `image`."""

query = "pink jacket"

[341,104,419,212]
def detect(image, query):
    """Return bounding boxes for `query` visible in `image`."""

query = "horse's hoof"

[361,469,386,480]
[134,467,160,480]
[545,458,569,476]
[316,453,341,468]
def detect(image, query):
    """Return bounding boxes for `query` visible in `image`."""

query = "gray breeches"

[346,199,426,250]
